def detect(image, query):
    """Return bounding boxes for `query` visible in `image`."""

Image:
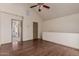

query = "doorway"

[33,22,38,40]
[11,19,23,46]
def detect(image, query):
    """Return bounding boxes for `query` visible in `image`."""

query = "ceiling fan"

[30,3,50,12]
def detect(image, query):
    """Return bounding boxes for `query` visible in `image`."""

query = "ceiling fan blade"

[30,5,38,8]
[43,5,50,9]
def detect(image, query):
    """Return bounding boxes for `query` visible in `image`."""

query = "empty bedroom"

[0,3,79,56]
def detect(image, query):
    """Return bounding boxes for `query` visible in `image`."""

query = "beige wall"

[43,13,79,33]
[43,13,79,49]
[0,3,42,44]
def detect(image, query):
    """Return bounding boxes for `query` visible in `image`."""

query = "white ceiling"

[28,3,79,21]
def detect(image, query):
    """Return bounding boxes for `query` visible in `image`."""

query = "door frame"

[11,19,23,44]
[33,22,38,40]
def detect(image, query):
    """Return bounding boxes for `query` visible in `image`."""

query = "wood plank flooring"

[0,40,79,56]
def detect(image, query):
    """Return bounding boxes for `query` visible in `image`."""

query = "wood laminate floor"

[0,40,79,56]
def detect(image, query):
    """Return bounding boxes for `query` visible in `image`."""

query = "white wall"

[43,13,79,49]
[43,32,79,49]
[0,14,1,45]
[0,3,42,44]
[43,13,79,33]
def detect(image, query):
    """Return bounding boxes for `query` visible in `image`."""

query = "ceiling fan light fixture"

[30,3,50,12]
[38,9,41,12]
